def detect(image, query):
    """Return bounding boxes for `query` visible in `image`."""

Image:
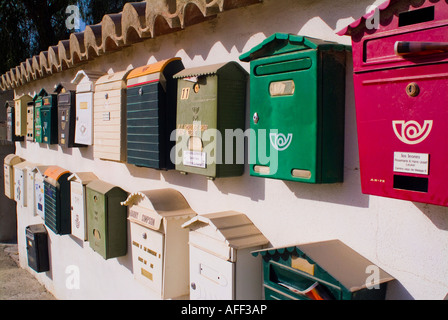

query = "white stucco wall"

[12,0,448,300]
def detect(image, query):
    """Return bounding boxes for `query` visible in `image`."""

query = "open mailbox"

[121,188,196,299]
[240,33,347,183]
[339,0,448,206]
[253,240,394,300]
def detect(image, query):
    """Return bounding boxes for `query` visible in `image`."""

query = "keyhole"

[406,82,419,97]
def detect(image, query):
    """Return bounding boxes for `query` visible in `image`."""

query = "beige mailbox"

[4,154,24,199]
[182,211,269,300]
[13,161,36,208]
[68,172,98,241]
[14,94,32,137]
[121,188,197,299]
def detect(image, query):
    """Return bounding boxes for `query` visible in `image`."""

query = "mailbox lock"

[190,282,196,290]
[406,82,420,97]
[138,88,144,96]
[142,233,147,239]
[253,112,259,124]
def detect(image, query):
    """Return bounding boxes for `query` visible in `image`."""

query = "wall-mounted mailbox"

[4,154,23,199]
[182,211,269,300]
[174,62,247,179]
[41,91,58,145]
[121,188,196,299]
[26,100,35,141]
[68,172,98,241]
[44,166,71,235]
[14,161,35,208]
[240,33,347,183]
[5,100,24,142]
[72,70,104,146]
[14,94,32,138]
[33,89,48,143]
[26,224,49,273]
[338,0,448,206]
[94,70,131,162]
[126,58,184,169]
[32,165,50,219]
[252,240,395,300]
[55,83,79,148]
[86,180,127,259]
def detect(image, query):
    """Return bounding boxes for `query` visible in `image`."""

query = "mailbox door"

[34,101,43,143]
[176,77,218,177]
[58,106,70,148]
[7,108,13,141]
[71,182,86,241]
[75,92,93,145]
[14,168,26,207]
[27,170,35,213]
[34,175,45,219]
[130,222,164,294]
[4,164,12,199]
[26,105,34,141]
[87,189,106,257]
[44,182,58,233]
[26,225,49,273]
[41,107,56,144]
[189,246,234,300]
[14,100,22,136]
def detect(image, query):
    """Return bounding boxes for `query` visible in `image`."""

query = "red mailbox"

[339,0,448,206]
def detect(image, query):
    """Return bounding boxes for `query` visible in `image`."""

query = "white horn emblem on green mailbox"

[270,133,293,151]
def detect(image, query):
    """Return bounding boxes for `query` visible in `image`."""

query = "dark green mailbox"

[174,62,247,179]
[86,180,128,260]
[240,33,347,183]
[252,240,395,300]
[41,91,58,145]
[55,83,80,148]
[33,89,47,143]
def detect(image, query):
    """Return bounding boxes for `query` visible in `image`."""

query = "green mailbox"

[33,89,47,143]
[174,62,247,180]
[86,180,128,260]
[252,240,395,300]
[41,91,58,145]
[240,34,347,183]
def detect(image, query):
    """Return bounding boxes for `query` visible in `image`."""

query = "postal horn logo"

[392,120,433,145]
[270,133,293,151]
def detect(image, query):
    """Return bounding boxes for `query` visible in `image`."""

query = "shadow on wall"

[412,202,448,231]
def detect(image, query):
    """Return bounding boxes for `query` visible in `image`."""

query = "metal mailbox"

[182,211,269,300]
[26,224,49,273]
[121,188,196,299]
[4,154,23,199]
[71,70,104,146]
[14,94,32,138]
[26,100,35,141]
[338,0,448,206]
[5,100,24,142]
[252,240,394,300]
[86,180,128,259]
[33,89,47,143]
[240,33,347,183]
[174,62,247,179]
[94,70,131,162]
[41,91,58,145]
[44,166,71,235]
[14,161,35,208]
[68,172,98,241]
[32,165,50,219]
[126,58,184,169]
[55,83,80,148]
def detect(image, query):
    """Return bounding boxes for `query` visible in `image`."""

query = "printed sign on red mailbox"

[339,0,448,206]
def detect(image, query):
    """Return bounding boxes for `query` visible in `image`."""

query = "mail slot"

[86,180,127,259]
[33,89,47,143]
[240,33,347,183]
[68,172,98,241]
[253,240,395,300]
[14,161,35,209]
[94,70,131,162]
[26,100,35,141]
[174,62,247,179]
[44,166,71,235]
[339,1,448,206]
[121,188,196,299]
[32,165,50,219]
[72,70,104,146]
[5,100,24,142]
[126,58,184,169]
[26,224,49,273]
[12,94,32,139]
[182,211,269,300]
[41,91,58,144]
[4,154,23,199]
[55,83,80,148]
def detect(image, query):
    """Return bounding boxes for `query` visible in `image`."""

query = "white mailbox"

[71,70,104,146]
[121,188,197,300]
[13,161,36,208]
[67,172,98,241]
[32,165,50,219]
[182,211,269,300]
[4,154,24,199]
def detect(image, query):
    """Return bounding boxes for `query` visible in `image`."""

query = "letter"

[224,128,246,165]
[181,307,187,315]
[202,128,222,165]
[365,5,379,30]
[365,265,380,289]
[65,265,80,290]
[66,5,80,31]
[225,305,233,314]
[261,305,267,314]
[209,307,215,318]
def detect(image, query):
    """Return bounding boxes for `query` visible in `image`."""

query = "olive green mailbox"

[174,62,247,179]
[86,180,128,260]
[240,33,347,183]
[33,89,47,144]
